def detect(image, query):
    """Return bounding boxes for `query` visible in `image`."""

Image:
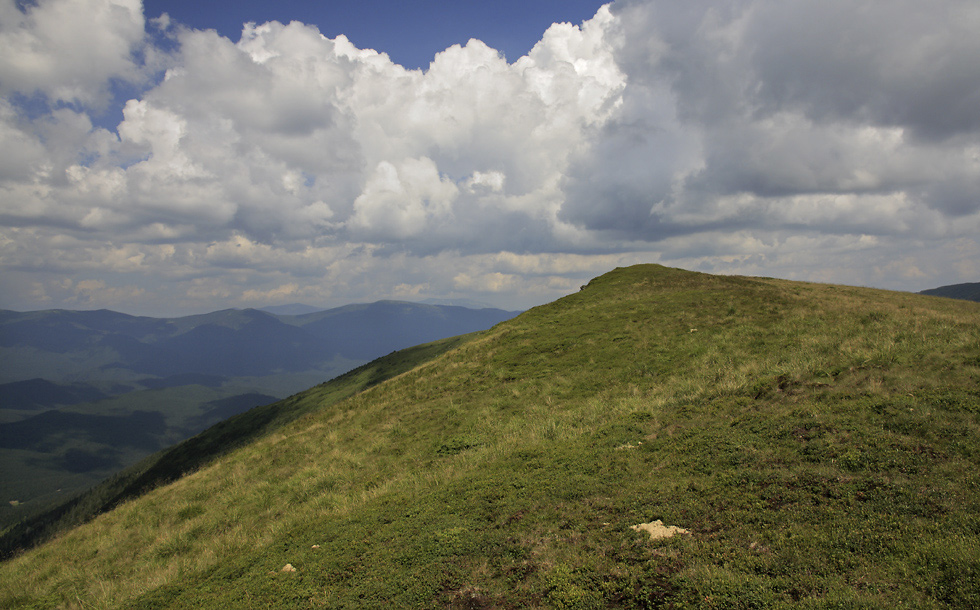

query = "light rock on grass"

[281,564,297,573]
[631,520,690,540]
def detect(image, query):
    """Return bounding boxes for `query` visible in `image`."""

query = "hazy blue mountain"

[258,303,324,315]
[137,373,227,390]
[0,300,521,515]
[0,301,520,382]
[289,301,520,360]
[419,297,498,309]
[127,310,326,377]
[920,282,980,302]
[0,309,172,352]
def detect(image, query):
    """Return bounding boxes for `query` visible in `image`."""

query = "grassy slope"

[2,264,979,609]
[0,335,467,560]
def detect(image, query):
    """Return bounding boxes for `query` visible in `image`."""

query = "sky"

[1,0,979,316]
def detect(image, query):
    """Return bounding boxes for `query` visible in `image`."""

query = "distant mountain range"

[258,303,324,316]
[0,301,520,385]
[0,300,520,517]
[919,282,980,302]
[418,297,500,309]
[260,298,503,315]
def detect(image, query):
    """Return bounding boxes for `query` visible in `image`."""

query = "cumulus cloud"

[0,0,146,107]
[561,0,980,249]
[349,157,459,240]
[1,0,979,315]
[2,4,625,243]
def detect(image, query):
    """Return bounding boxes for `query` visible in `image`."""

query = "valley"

[0,301,519,524]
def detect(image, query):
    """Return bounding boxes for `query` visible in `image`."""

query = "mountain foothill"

[1,266,978,608]
[0,301,519,523]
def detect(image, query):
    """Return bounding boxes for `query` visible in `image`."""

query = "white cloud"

[560,0,980,256]
[1,1,979,316]
[14,4,624,252]
[241,282,300,304]
[0,100,47,181]
[0,0,145,107]
[464,171,505,194]
[349,158,459,240]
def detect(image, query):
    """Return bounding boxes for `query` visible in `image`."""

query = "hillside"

[0,301,519,522]
[0,335,468,562]
[2,264,979,609]
[920,282,980,303]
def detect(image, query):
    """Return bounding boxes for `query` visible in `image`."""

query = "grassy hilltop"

[2,264,979,609]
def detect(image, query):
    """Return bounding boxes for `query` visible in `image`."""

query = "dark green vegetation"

[921,282,980,303]
[1,265,979,609]
[0,302,519,522]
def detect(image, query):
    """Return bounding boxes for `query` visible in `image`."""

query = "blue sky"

[1,0,979,316]
[142,1,610,70]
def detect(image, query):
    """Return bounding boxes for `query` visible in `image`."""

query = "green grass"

[0,356,366,526]
[2,264,979,609]
[0,335,468,559]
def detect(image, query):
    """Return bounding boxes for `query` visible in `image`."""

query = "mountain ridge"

[2,265,978,608]
[259,303,325,316]
[920,281,980,303]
